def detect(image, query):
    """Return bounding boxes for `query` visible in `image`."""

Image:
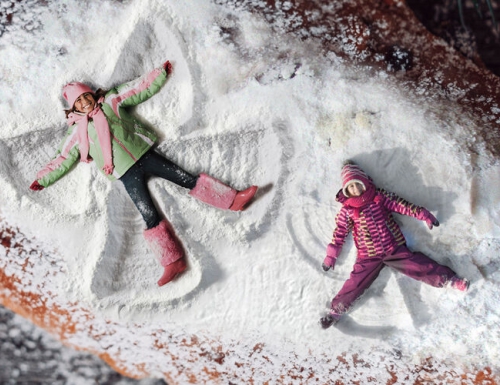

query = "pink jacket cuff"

[326,243,341,259]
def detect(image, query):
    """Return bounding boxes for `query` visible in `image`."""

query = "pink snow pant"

[330,244,456,316]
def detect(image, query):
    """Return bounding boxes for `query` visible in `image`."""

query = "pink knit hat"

[62,82,94,108]
[341,162,372,197]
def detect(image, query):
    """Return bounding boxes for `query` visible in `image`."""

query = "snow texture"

[0,304,165,384]
[1,0,499,382]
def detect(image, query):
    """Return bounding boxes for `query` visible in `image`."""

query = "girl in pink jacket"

[320,162,469,329]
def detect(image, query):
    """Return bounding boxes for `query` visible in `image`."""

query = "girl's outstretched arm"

[323,207,353,271]
[379,189,439,229]
[104,62,171,116]
[33,126,81,188]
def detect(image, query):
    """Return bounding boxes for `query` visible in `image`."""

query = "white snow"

[1,0,499,381]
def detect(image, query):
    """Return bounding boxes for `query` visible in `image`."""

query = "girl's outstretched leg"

[121,162,187,286]
[322,256,385,328]
[384,245,468,291]
[140,151,258,211]
[120,161,163,229]
[189,173,257,211]
[143,220,186,286]
[140,151,198,190]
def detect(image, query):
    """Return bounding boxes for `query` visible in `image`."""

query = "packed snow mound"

[1,0,500,382]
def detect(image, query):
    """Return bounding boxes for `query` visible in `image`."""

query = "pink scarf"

[67,97,114,175]
[344,184,377,218]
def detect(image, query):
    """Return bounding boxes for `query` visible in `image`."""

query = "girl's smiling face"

[74,92,96,114]
[347,182,365,197]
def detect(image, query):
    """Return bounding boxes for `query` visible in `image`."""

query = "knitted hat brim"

[342,179,366,197]
[62,82,94,109]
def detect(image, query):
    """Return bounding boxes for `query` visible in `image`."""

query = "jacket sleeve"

[330,206,353,250]
[36,126,80,188]
[379,189,426,219]
[104,66,168,116]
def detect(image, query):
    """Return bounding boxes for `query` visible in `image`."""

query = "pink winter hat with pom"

[62,82,93,108]
[341,162,372,196]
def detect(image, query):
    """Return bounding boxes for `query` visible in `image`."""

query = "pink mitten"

[418,209,440,230]
[322,243,341,271]
[30,181,44,191]
[163,60,173,75]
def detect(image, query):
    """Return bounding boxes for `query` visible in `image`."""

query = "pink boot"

[143,220,186,286]
[320,312,341,329]
[450,276,470,292]
[229,185,258,211]
[157,258,186,287]
[189,173,257,211]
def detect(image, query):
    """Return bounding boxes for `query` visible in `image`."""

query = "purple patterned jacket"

[331,188,429,259]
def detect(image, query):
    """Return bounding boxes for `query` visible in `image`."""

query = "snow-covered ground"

[0,304,164,384]
[1,0,499,382]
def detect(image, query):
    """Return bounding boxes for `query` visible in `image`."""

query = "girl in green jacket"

[30,61,257,286]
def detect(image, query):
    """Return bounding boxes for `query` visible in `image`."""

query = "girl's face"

[74,92,96,114]
[347,182,365,197]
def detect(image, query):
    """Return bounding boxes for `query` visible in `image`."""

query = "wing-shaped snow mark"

[285,208,338,274]
[84,122,288,315]
[88,181,204,313]
[80,119,288,315]
[285,202,419,330]
[102,22,156,88]
[103,17,198,137]
[241,121,295,241]
[0,130,96,217]
[84,123,285,315]
[1,131,56,194]
[154,123,287,243]
[90,185,144,300]
[287,146,465,329]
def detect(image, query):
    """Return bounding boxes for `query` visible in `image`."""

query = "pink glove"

[418,209,440,230]
[322,243,341,271]
[30,181,44,191]
[163,60,173,75]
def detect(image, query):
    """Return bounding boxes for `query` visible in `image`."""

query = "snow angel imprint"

[320,161,469,329]
[30,61,258,287]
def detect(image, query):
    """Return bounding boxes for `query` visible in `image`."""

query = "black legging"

[120,150,198,229]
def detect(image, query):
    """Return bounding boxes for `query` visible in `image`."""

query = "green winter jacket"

[36,67,168,187]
